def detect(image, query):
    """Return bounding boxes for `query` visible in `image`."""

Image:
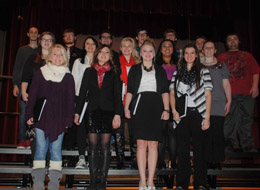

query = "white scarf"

[41,62,70,82]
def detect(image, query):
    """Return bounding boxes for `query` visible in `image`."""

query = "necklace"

[143,63,153,72]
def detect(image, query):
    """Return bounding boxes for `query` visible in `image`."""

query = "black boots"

[115,133,125,169]
[97,150,111,190]
[88,150,99,190]
[129,135,137,169]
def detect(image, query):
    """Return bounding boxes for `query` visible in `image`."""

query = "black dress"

[127,64,168,141]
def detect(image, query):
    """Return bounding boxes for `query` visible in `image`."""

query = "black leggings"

[158,120,177,168]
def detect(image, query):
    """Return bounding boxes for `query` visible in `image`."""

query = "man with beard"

[217,33,260,152]
[62,28,82,71]
[13,26,39,149]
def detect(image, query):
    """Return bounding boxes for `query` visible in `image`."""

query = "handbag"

[25,126,35,139]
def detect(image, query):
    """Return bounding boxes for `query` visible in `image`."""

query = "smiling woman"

[25,44,75,190]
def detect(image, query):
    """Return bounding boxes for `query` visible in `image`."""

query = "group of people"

[12,26,260,190]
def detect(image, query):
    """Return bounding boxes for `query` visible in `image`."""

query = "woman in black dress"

[124,39,169,190]
[74,45,122,190]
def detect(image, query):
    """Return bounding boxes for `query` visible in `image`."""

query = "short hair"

[195,35,207,42]
[163,29,177,38]
[136,28,148,37]
[99,29,113,39]
[47,44,69,67]
[63,28,76,36]
[225,33,239,42]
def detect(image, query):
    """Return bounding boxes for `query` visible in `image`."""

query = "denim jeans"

[18,88,27,141]
[34,128,64,161]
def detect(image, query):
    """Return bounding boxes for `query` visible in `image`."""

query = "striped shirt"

[169,68,213,119]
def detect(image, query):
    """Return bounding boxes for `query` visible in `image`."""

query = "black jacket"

[75,67,122,116]
[127,63,169,98]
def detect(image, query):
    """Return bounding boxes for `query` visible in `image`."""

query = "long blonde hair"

[120,37,141,63]
[46,44,69,67]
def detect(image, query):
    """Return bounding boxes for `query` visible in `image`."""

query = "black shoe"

[175,186,184,190]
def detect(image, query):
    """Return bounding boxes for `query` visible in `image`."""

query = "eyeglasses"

[41,38,53,43]
[138,33,147,37]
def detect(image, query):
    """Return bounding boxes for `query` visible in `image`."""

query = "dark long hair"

[156,39,178,66]
[177,43,203,89]
[80,36,98,64]
[91,44,116,71]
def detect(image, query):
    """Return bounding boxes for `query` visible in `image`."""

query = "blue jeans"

[34,128,64,161]
[18,88,27,141]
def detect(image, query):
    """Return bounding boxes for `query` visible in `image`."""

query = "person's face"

[226,35,239,51]
[120,41,133,57]
[63,32,76,45]
[27,27,39,41]
[184,47,197,64]
[195,38,206,51]
[161,41,174,58]
[85,38,96,54]
[100,33,112,46]
[140,44,155,62]
[97,47,110,65]
[136,30,148,45]
[50,47,65,66]
[165,32,177,41]
[40,34,53,50]
[203,42,216,58]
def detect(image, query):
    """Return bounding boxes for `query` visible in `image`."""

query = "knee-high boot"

[115,133,125,169]
[88,150,99,190]
[97,150,111,190]
[48,161,63,190]
[31,160,46,190]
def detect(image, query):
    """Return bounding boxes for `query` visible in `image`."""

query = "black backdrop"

[0,0,260,147]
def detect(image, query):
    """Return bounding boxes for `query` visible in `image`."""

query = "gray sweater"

[12,45,37,86]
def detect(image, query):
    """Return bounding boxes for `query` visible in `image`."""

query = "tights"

[158,120,177,168]
[88,133,111,152]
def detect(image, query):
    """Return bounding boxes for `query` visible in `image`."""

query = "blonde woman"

[26,44,75,190]
[117,37,141,169]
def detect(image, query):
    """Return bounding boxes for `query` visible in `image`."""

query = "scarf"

[177,65,197,86]
[93,63,111,88]
[120,55,136,104]
[41,62,70,82]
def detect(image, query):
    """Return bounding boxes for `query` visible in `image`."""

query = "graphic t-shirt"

[217,50,260,95]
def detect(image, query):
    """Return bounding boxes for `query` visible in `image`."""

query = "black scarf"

[177,65,197,86]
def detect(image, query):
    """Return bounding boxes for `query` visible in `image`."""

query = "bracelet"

[164,109,170,113]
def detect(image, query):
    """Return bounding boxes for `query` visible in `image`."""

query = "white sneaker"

[75,156,86,169]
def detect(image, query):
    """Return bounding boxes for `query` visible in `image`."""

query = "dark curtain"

[1,0,259,151]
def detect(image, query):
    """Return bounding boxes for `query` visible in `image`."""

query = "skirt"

[130,92,163,141]
[85,109,114,134]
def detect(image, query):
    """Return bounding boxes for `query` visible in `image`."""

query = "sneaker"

[75,156,86,169]
[17,140,26,149]
[25,140,31,150]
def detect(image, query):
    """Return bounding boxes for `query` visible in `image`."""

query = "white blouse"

[72,56,91,96]
[137,68,157,93]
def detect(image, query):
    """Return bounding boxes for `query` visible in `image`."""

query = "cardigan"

[75,67,123,116]
[127,63,169,98]
[169,68,213,119]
